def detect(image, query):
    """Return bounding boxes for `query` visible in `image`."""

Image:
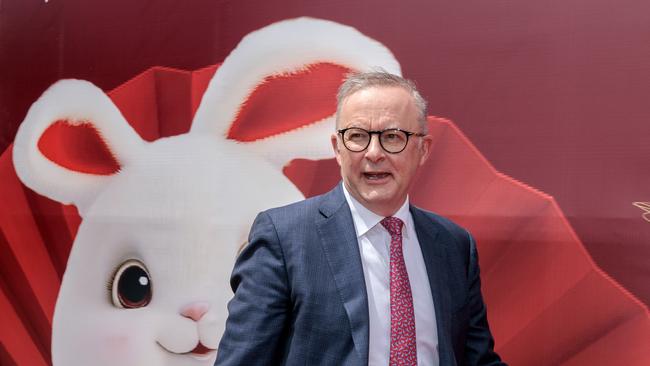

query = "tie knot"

[381,216,404,236]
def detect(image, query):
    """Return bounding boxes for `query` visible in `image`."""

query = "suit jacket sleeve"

[215,211,290,365]
[464,231,507,366]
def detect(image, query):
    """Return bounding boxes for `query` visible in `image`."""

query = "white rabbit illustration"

[13,17,400,366]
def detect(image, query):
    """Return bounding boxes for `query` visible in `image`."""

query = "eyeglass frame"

[337,127,426,154]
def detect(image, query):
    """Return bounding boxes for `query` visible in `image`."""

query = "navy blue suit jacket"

[216,184,505,365]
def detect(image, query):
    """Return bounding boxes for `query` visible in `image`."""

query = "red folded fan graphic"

[1,64,649,366]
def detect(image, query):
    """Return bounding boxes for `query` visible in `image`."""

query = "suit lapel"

[315,184,369,365]
[411,206,455,366]
[314,188,458,365]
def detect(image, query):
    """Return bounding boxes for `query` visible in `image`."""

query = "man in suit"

[216,71,505,365]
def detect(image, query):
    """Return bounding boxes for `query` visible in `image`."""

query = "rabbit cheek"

[155,318,215,362]
[196,308,221,350]
[96,329,159,365]
[52,315,164,366]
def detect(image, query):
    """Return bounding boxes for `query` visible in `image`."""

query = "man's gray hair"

[335,70,428,132]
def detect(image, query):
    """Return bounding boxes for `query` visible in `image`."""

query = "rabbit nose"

[180,302,210,322]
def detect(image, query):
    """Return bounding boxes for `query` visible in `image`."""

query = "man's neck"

[341,183,409,218]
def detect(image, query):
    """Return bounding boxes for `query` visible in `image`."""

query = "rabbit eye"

[111,259,152,309]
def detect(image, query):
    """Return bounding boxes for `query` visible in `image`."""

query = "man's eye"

[384,131,406,142]
[348,132,366,140]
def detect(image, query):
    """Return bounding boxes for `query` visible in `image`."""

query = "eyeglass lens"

[342,128,409,153]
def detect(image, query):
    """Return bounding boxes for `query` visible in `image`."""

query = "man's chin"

[359,192,403,215]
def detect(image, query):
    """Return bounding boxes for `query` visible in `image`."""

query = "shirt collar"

[342,183,411,238]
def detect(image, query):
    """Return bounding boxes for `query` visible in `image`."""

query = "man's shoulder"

[247,186,348,248]
[410,205,471,243]
[264,190,326,215]
[259,185,344,227]
[411,205,474,270]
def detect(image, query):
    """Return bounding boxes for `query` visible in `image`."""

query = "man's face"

[331,86,432,216]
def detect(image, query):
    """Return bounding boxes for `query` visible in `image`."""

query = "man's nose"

[364,134,385,161]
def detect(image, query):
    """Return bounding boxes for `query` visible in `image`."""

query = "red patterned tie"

[381,216,417,366]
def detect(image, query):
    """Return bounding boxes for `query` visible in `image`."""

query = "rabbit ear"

[190,17,401,168]
[12,79,145,215]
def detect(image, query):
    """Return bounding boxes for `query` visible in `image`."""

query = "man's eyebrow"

[342,119,401,129]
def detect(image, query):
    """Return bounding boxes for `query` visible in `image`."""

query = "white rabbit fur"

[51,135,301,365]
[13,17,400,366]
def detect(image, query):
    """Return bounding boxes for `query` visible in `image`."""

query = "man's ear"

[331,133,342,166]
[418,134,434,166]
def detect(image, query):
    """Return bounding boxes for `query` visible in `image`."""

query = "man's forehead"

[346,86,412,110]
[340,86,417,118]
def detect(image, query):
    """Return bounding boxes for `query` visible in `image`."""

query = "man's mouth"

[364,172,391,180]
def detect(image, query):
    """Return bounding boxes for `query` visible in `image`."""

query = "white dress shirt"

[342,186,439,366]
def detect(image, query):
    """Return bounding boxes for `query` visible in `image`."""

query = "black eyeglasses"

[337,127,425,154]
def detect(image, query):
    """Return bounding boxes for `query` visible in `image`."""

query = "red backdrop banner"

[1,1,649,365]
